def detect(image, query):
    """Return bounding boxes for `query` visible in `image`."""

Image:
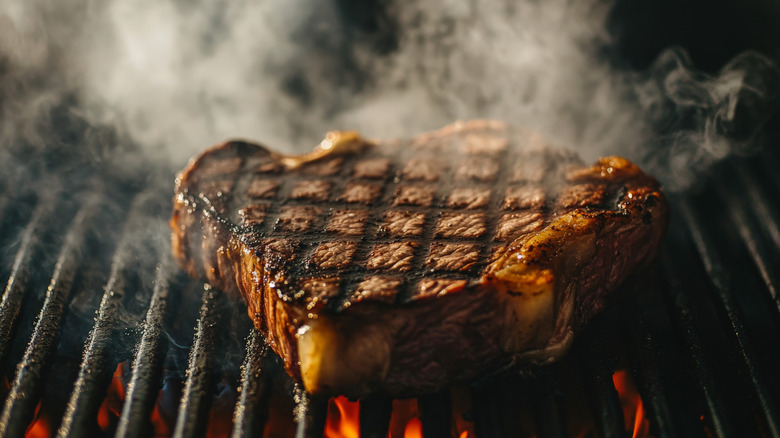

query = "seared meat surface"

[170,120,668,397]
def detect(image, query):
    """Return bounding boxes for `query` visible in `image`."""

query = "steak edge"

[170,120,668,397]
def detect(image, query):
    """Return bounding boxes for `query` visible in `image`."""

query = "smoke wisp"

[1,0,778,191]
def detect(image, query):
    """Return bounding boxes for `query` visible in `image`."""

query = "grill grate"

[0,147,779,437]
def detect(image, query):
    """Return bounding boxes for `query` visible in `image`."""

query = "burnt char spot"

[379,211,425,237]
[393,185,435,207]
[435,213,487,239]
[340,183,382,204]
[246,179,279,198]
[455,157,498,181]
[462,133,508,155]
[413,279,468,300]
[557,183,607,208]
[353,158,392,179]
[510,158,546,183]
[199,157,244,176]
[366,242,417,272]
[276,206,321,233]
[238,204,268,226]
[496,212,544,241]
[327,210,370,236]
[426,243,481,272]
[352,276,402,304]
[503,186,546,210]
[303,157,343,176]
[300,277,340,309]
[402,159,440,181]
[447,187,491,210]
[312,242,358,269]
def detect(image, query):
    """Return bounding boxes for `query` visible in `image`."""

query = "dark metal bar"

[116,263,173,438]
[293,385,328,438]
[578,324,627,438]
[0,198,98,437]
[736,163,780,251]
[172,284,222,438]
[55,191,165,437]
[660,253,735,438]
[231,328,275,438]
[716,178,780,315]
[530,372,566,438]
[419,390,452,438]
[0,202,47,364]
[472,384,505,438]
[625,314,677,438]
[359,395,392,438]
[680,201,780,437]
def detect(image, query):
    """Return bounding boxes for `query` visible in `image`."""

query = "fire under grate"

[0,148,779,438]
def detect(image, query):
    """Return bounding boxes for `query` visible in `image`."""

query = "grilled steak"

[170,120,668,398]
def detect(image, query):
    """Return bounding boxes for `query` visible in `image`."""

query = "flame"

[322,396,447,438]
[403,417,423,438]
[98,362,128,432]
[612,370,651,438]
[150,397,173,438]
[25,401,49,438]
[324,396,360,438]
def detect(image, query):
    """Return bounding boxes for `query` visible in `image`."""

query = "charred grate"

[0,147,779,437]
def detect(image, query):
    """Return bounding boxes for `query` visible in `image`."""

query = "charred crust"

[171,122,669,397]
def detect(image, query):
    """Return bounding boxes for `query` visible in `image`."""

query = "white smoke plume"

[1,0,778,191]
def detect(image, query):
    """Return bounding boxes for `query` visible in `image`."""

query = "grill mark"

[332,149,396,310]
[195,129,611,308]
[397,140,457,304]
[483,128,514,261]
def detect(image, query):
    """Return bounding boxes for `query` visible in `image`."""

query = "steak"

[170,120,668,398]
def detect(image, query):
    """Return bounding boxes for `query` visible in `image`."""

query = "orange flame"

[403,417,423,438]
[150,395,173,438]
[323,396,444,438]
[25,401,49,438]
[612,369,651,438]
[325,396,360,438]
[98,362,127,432]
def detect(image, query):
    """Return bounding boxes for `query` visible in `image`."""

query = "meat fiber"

[170,120,668,398]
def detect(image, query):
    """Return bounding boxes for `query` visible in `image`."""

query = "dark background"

[331,0,780,72]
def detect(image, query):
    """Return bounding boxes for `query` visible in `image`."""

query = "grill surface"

[1,143,779,437]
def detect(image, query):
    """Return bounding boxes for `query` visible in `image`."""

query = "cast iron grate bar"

[716,177,780,314]
[531,371,566,438]
[578,322,627,438]
[231,328,275,438]
[172,283,222,438]
[680,201,780,437]
[293,385,328,438]
[472,383,505,438]
[660,253,734,438]
[0,195,102,437]
[735,163,780,251]
[0,200,49,365]
[359,395,392,438]
[419,389,453,438]
[625,312,678,438]
[56,194,155,437]
[116,262,174,438]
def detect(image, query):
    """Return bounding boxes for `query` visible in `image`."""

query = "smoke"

[1,0,778,191]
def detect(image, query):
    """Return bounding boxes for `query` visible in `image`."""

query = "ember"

[325,396,359,438]
[613,369,651,438]
[26,402,50,438]
[98,362,127,432]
